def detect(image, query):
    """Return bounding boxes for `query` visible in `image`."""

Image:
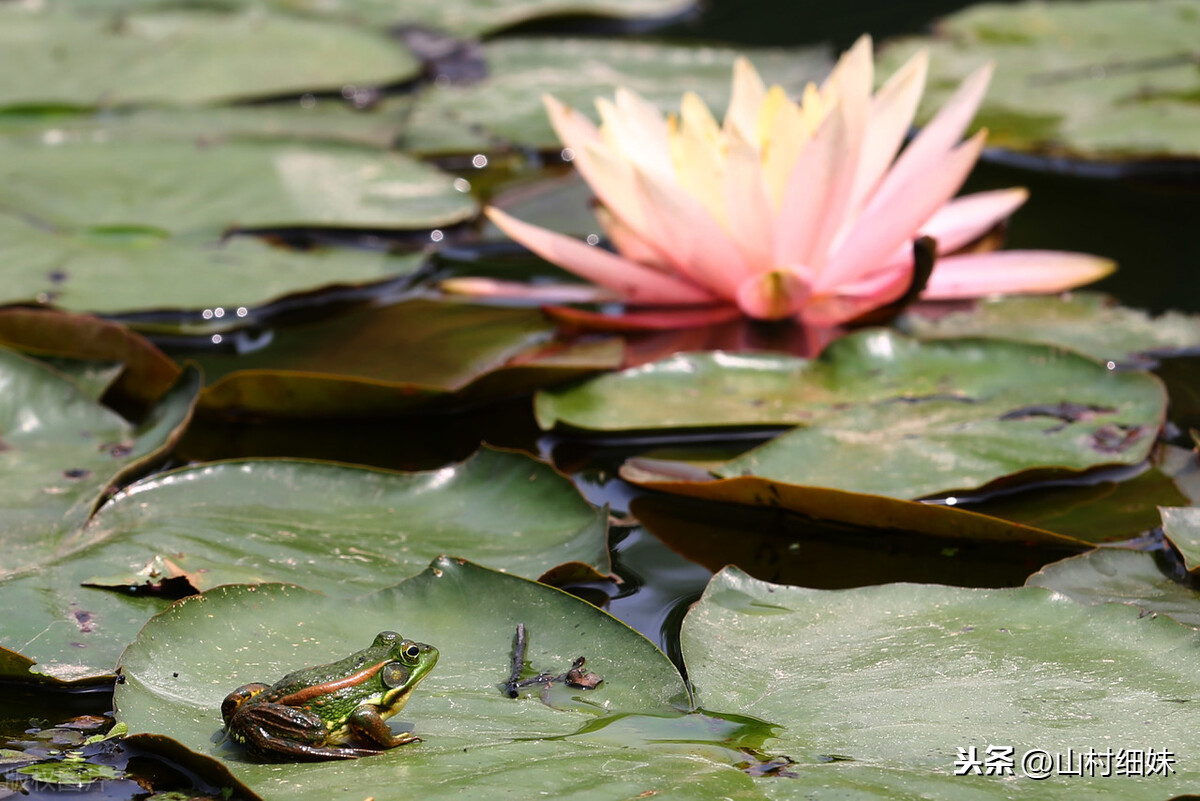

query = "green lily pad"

[1026,548,1200,628]
[0,138,475,233]
[0,447,609,685]
[402,37,831,154]
[268,0,695,36]
[114,559,760,798]
[902,293,1200,364]
[876,0,1200,161]
[0,100,411,151]
[195,299,623,418]
[0,348,198,580]
[540,330,1166,499]
[0,6,419,109]
[684,567,1200,798]
[0,307,182,413]
[0,215,425,317]
[1160,506,1200,572]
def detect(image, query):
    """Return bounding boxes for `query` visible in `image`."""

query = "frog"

[221,631,439,761]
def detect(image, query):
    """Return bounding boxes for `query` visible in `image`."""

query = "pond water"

[4,0,1198,797]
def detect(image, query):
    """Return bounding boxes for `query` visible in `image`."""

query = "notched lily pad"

[684,567,1200,798]
[542,330,1166,500]
[112,559,756,799]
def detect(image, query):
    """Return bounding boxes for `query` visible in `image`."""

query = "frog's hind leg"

[346,705,421,749]
[233,703,380,761]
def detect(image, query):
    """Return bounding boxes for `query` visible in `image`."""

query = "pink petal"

[863,62,993,221]
[872,187,1030,275]
[736,267,814,321]
[543,303,742,331]
[801,268,911,327]
[439,277,619,304]
[921,250,1117,299]
[775,100,848,268]
[809,39,873,267]
[632,165,752,298]
[723,130,775,271]
[597,90,673,176]
[594,204,673,273]
[919,187,1029,254]
[543,94,601,159]
[485,207,718,305]
[850,49,929,212]
[816,129,986,292]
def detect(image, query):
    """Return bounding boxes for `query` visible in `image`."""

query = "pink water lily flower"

[469,37,1114,329]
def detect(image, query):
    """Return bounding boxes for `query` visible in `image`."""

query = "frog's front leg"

[232,703,381,761]
[346,705,420,749]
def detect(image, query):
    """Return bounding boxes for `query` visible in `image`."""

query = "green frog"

[221,631,438,761]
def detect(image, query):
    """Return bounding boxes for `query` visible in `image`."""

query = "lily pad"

[0,215,425,317]
[959,464,1188,543]
[0,448,610,685]
[684,567,1200,799]
[621,459,1090,551]
[876,0,1200,162]
[902,293,1200,365]
[195,299,623,418]
[1027,548,1200,628]
[0,348,198,580]
[0,308,181,412]
[0,138,475,233]
[1160,506,1200,572]
[0,100,411,151]
[0,5,419,109]
[401,37,831,153]
[268,0,695,36]
[541,330,1166,499]
[113,559,758,799]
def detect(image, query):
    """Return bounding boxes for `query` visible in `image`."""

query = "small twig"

[504,623,527,698]
[504,625,603,698]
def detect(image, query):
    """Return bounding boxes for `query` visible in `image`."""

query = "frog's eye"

[404,644,421,660]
